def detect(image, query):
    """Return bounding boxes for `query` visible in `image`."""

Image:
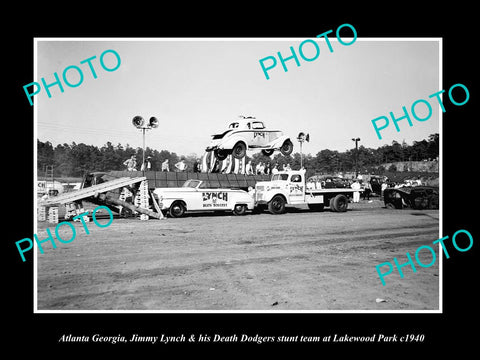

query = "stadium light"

[297,132,310,168]
[351,137,361,178]
[132,116,159,173]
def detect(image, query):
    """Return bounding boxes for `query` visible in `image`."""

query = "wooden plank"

[39,177,146,206]
[99,193,162,219]
[149,190,164,219]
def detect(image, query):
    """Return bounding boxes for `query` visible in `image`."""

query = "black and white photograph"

[33,37,442,312]
[6,5,477,353]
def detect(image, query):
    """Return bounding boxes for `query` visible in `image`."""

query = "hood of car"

[211,129,233,140]
[154,187,197,194]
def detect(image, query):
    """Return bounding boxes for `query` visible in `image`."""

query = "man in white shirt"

[351,180,361,203]
[161,159,170,171]
[123,155,137,171]
[175,159,187,172]
[246,160,254,175]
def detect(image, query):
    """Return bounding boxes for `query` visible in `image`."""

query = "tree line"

[37,133,439,178]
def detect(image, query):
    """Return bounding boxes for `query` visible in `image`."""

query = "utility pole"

[351,137,360,178]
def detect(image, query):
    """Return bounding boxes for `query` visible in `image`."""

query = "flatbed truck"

[254,170,362,214]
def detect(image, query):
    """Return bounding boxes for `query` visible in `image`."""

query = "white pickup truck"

[254,170,362,214]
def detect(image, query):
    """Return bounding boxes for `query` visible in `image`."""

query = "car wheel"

[262,149,274,156]
[233,204,247,216]
[280,139,294,156]
[232,142,247,159]
[268,195,286,214]
[331,194,348,212]
[215,149,229,161]
[169,201,186,218]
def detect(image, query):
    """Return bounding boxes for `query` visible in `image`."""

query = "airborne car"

[205,117,293,160]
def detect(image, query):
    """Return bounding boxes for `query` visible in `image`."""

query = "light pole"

[351,137,360,178]
[297,132,310,168]
[132,116,159,173]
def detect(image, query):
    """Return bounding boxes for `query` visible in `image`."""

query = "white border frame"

[33,37,443,314]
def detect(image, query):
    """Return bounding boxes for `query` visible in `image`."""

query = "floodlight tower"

[132,116,159,173]
[297,132,310,168]
[351,137,361,178]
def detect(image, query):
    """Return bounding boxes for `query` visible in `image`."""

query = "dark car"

[368,176,383,195]
[383,186,439,210]
[307,175,350,189]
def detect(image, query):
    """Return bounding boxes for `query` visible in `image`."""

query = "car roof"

[229,118,265,128]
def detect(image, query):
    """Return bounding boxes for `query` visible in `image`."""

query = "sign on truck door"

[288,173,305,204]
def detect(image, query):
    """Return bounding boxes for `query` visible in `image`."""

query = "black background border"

[6,4,477,354]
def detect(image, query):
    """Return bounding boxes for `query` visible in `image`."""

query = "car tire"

[169,201,186,218]
[331,194,348,212]
[215,149,229,161]
[268,195,286,214]
[233,204,247,216]
[280,139,294,156]
[262,149,274,156]
[232,142,247,159]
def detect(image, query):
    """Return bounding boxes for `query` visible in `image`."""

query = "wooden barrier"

[106,171,270,189]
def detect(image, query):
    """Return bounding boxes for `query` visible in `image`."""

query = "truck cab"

[255,170,359,214]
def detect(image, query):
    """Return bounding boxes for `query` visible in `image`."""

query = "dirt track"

[36,199,440,311]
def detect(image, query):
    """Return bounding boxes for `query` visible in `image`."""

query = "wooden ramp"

[39,177,147,206]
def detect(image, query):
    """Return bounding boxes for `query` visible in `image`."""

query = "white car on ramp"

[154,179,254,217]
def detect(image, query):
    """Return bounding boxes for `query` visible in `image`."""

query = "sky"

[35,38,440,157]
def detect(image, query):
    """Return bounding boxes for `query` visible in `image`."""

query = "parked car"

[368,176,383,195]
[306,175,350,189]
[153,179,254,217]
[383,186,439,210]
[205,117,293,160]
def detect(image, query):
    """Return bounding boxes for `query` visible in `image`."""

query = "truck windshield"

[182,180,202,188]
[271,174,289,181]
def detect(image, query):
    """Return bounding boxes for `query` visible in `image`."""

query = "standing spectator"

[264,162,271,175]
[123,154,137,171]
[256,162,265,175]
[306,178,315,190]
[141,156,152,171]
[285,163,292,171]
[193,159,201,173]
[175,158,188,172]
[381,181,388,197]
[246,160,254,175]
[271,164,279,174]
[161,159,170,171]
[351,180,361,203]
[363,180,372,200]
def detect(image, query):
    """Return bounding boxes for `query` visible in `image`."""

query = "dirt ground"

[36,198,440,311]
